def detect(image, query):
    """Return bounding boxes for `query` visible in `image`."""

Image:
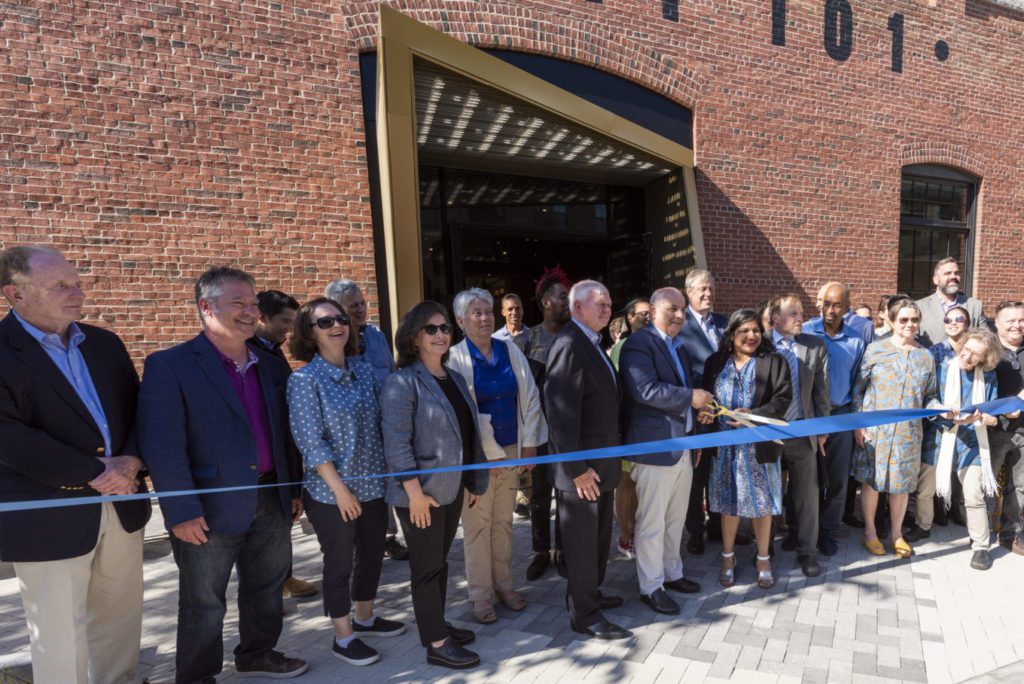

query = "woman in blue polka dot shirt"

[286,297,406,667]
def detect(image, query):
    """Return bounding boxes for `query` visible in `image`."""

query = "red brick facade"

[2,0,1022,361]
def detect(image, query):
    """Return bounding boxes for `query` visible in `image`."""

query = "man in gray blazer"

[620,288,712,616]
[769,294,830,577]
[915,257,988,347]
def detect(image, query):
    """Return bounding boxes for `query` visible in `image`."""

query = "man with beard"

[915,258,988,347]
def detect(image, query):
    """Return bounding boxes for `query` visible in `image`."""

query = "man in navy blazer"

[677,269,734,554]
[620,287,713,616]
[0,245,150,684]
[139,267,307,683]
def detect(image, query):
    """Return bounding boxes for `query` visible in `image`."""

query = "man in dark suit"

[0,245,150,684]
[677,269,737,554]
[769,294,831,576]
[544,279,630,640]
[250,289,299,360]
[139,267,307,683]
[620,287,712,615]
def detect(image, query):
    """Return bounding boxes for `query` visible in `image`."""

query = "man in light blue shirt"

[493,293,529,342]
[804,283,865,556]
[805,280,874,346]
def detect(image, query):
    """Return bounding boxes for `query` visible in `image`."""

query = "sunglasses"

[312,313,350,330]
[943,315,967,324]
[421,323,453,336]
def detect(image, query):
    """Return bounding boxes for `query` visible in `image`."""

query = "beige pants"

[14,502,144,684]
[632,454,693,596]
[462,446,518,602]
[915,462,936,530]
[958,465,992,551]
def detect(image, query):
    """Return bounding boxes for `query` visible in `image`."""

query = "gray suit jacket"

[380,361,488,507]
[915,292,988,347]
[790,333,831,449]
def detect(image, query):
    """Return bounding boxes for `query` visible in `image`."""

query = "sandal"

[496,589,527,612]
[719,552,737,588]
[893,537,914,559]
[472,600,498,624]
[862,535,886,556]
[756,555,774,589]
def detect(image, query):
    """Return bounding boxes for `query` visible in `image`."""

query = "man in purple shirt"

[139,267,307,683]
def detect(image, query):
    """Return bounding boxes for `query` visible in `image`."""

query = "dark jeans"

[530,451,563,554]
[685,447,720,538]
[557,488,613,629]
[820,404,854,539]
[782,438,819,555]
[994,430,1024,541]
[303,493,387,618]
[395,488,464,645]
[170,488,291,684]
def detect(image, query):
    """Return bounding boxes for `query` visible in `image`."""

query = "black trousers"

[685,447,720,538]
[556,488,613,629]
[395,488,464,645]
[782,439,819,556]
[530,450,563,554]
[303,493,387,618]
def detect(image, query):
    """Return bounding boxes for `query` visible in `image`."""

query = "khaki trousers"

[632,453,693,596]
[915,463,936,530]
[14,502,144,684]
[462,446,518,602]
[958,465,992,551]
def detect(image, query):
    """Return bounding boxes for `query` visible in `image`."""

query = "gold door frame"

[375,5,705,326]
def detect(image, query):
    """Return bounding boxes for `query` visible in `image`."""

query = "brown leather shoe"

[282,576,319,598]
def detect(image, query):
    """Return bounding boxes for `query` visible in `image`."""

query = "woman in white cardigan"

[449,288,548,624]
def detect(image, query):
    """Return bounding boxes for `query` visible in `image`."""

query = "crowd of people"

[1,244,1023,683]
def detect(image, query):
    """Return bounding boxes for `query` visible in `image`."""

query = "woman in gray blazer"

[381,301,488,671]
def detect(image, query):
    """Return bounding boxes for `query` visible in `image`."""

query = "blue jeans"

[170,488,291,684]
[820,404,854,539]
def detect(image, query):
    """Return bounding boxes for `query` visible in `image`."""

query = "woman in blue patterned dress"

[287,298,406,667]
[698,310,792,589]
[852,299,937,558]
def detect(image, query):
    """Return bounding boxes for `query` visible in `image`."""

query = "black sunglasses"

[943,315,967,324]
[312,313,350,330]
[421,323,453,336]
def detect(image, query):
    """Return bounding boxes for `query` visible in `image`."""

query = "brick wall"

[2,0,1022,363]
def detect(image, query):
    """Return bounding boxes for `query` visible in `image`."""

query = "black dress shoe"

[781,532,798,552]
[903,525,931,543]
[571,617,632,640]
[664,577,701,594]
[426,639,480,669]
[446,622,475,646]
[818,535,839,557]
[526,553,550,581]
[798,554,821,577]
[640,588,680,615]
[597,593,623,609]
[970,549,992,571]
[842,514,865,529]
[384,536,409,561]
[686,534,705,555]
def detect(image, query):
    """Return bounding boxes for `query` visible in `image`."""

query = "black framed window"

[897,164,978,299]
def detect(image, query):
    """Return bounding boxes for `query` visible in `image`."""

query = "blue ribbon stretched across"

[2,396,1021,514]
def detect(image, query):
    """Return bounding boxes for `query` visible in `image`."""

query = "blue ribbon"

[2,396,1021,514]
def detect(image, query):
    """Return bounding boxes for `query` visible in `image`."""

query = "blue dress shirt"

[652,325,694,433]
[467,338,519,447]
[804,318,865,408]
[13,311,112,455]
[356,324,395,385]
[772,330,804,421]
[843,310,875,345]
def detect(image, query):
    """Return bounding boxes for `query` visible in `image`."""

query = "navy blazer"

[380,361,488,507]
[0,314,151,562]
[619,325,698,467]
[138,333,301,534]
[678,310,727,385]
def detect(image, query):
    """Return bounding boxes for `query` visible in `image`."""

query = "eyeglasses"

[421,323,453,336]
[312,313,350,330]
[943,315,967,324]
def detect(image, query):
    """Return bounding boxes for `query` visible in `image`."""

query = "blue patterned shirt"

[286,355,386,503]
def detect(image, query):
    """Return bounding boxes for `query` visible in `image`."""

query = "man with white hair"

[544,280,630,640]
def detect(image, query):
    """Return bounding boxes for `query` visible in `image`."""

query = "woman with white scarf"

[927,328,1002,570]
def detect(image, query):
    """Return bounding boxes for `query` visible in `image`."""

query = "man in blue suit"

[139,267,307,683]
[620,287,712,615]
[677,269,740,554]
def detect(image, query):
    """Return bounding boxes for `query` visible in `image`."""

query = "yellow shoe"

[862,536,886,555]
[893,537,914,559]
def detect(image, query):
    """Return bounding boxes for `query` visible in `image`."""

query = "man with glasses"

[992,301,1024,555]
[915,257,989,347]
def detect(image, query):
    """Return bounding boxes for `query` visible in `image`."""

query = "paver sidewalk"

[1,508,1022,683]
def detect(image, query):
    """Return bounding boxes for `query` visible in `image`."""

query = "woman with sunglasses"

[852,299,937,558]
[286,298,405,667]
[905,305,973,541]
[380,301,489,670]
